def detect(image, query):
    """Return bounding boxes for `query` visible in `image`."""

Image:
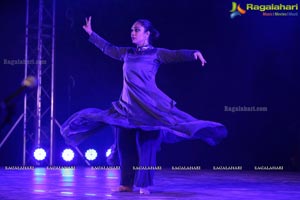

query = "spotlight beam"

[74,147,91,166]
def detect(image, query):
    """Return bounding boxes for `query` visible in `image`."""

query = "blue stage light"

[33,148,47,161]
[106,148,112,158]
[85,149,98,161]
[62,148,74,162]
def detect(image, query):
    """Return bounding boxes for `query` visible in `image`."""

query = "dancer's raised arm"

[83,16,127,61]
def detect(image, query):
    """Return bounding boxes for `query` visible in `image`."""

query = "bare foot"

[139,187,150,195]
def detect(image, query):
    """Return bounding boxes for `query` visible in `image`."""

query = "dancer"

[61,16,227,194]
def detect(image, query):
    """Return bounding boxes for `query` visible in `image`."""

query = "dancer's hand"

[194,51,207,67]
[83,16,93,35]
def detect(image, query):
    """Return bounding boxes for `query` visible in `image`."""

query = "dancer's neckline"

[136,45,153,52]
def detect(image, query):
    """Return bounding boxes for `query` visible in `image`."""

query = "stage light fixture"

[85,149,98,161]
[33,148,46,161]
[62,148,74,162]
[106,148,112,158]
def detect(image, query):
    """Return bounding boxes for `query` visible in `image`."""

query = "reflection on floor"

[0,167,299,199]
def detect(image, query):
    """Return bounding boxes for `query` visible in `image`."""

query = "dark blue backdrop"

[0,0,299,169]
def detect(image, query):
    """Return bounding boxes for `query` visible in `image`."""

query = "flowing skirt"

[61,100,227,147]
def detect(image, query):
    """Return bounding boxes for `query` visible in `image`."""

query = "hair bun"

[151,28,160,40]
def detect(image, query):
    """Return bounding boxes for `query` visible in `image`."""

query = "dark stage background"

[0,0,299,170]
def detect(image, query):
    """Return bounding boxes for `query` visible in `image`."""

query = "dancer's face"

[131,22,150,47]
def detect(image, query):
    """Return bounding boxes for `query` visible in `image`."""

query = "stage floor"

[0,167,299,199]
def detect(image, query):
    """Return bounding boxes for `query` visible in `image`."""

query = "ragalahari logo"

[230,2,246,19]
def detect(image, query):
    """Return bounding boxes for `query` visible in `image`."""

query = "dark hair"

[135,19,160,44]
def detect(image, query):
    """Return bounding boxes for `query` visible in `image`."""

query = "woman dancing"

[61,16,227,194]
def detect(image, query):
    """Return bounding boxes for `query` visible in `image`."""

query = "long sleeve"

[157,48,198,64]
[88,32,128,61]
